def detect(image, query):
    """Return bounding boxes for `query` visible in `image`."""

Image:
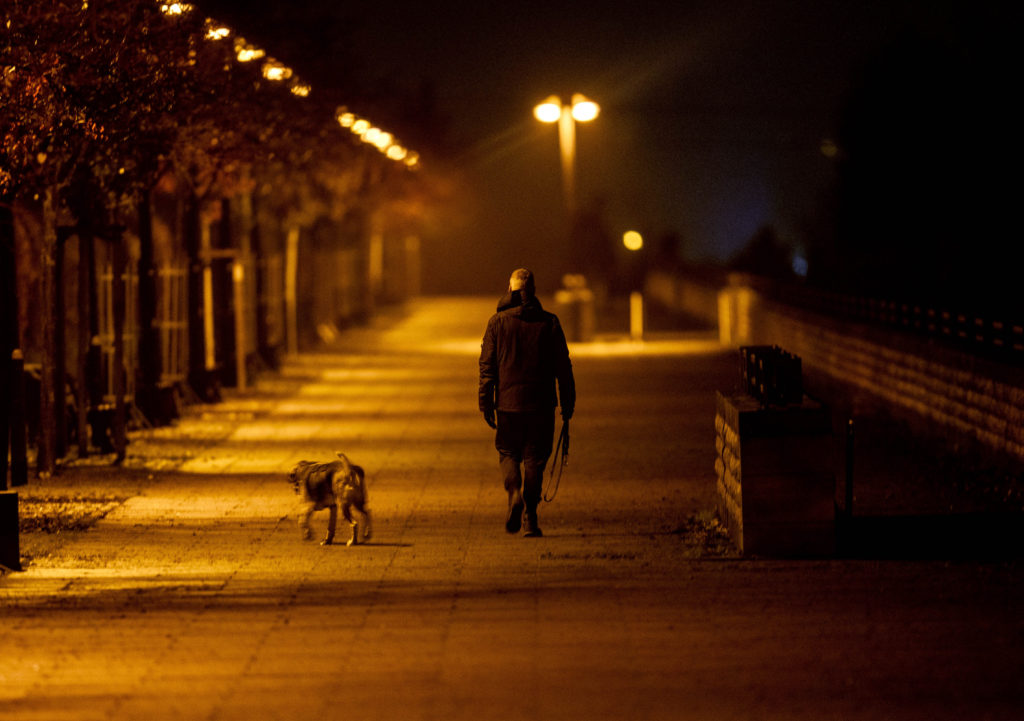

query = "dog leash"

[543,419,570,503]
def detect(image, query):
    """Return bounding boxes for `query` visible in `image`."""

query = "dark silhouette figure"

[479,269,575,537]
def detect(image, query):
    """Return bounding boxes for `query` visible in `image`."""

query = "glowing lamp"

[534,97,562,123]
[623,231,643,251]
[571,94,599,122]
[160,3,194,15]
[262,61,292,82]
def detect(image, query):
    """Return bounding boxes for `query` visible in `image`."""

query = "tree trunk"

[184,191,208,399]
[110,227,127,464]
[54,227,70,460]
[76,227,93,458]
[1,203,17,488]
[136,193,161,423]
[36,188,58,477]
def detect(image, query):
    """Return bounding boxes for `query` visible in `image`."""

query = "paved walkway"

[2,296,1022,720]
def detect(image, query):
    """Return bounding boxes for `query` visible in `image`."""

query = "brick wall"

[647,270,1024,464]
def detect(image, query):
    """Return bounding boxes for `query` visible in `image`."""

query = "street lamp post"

[534,94,599,217]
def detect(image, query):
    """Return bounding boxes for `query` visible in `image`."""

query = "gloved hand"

[483,408,497,429]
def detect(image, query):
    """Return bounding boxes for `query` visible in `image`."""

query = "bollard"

[0,491,21,572]
[629,291,644,341]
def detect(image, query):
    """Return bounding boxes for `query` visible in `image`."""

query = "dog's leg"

[361,508,373,542]
[342,501,358,546]
[299,505,314,541]
[322,504,338,545]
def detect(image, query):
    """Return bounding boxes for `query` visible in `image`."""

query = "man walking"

[479,268,575,537]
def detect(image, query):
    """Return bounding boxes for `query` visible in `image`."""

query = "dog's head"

[289,460,316,494]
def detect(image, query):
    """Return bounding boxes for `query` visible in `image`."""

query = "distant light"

[290,84,311,97]
[571,94,599,122]
[792,254,808,277]
[206,25,230,40]
[160,3,193,15]
[363,127,381,145]
[534,97,562,123]
[623,230,643,251]
[234,37,265,62]
[262,60,292,82]
[333,106,417,167]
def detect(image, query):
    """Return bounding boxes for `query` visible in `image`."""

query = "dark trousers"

[495,410,555,510]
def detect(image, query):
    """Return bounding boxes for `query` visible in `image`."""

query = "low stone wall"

[647,270,1024,464]
[714,392,835,556]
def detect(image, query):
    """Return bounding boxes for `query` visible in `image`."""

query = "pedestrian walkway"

[2,296,1023,721]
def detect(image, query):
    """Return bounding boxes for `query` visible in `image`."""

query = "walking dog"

[289,452,372,546]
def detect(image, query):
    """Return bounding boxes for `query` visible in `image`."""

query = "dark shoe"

[523,510,543,537]
[505,490,524,533]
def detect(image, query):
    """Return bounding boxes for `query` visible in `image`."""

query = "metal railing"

[96,262,138,408]
[156,263,188,387]
[730,272,1024,365]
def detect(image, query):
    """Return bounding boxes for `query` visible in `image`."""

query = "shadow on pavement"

[838,511,1024,561]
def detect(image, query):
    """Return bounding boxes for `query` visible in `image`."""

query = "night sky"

[202,0,956,294]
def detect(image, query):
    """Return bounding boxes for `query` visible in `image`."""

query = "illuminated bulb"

[160,3,194,15]
[373,131,393,150]
[206,25,230,40]
[571,95,599,122]
[234,38,265,62]
[290,84,310,97]
[623,230,643,251]
[386,145,408,161]
[363,127,381,144]
[534,98,562,123]
[338,112,355,127]
[262,61,292,81]
[351,119,370,135]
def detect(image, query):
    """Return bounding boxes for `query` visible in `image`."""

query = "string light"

[205,25,230,41]
[160,6,419,168]
[335,108,420,167]
[159,2,193,15]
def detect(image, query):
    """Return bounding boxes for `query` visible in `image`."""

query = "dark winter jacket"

[479,291,575,416]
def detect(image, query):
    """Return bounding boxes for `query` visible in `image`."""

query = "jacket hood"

[496,290,544,314]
